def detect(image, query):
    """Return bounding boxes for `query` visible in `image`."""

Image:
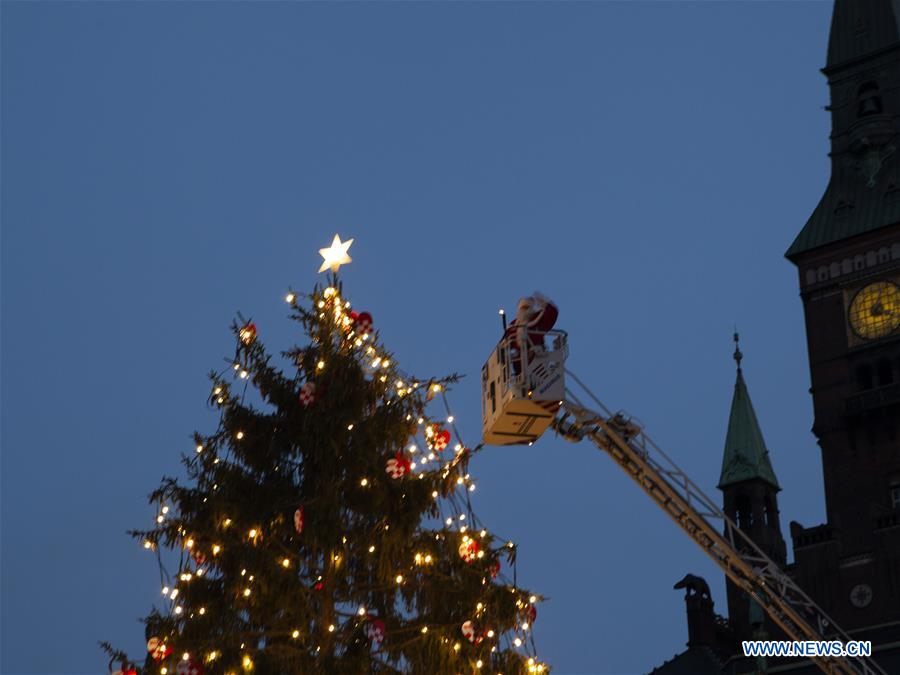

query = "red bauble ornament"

[111,661,138,675]
[176,660,204,675]
[239,322,257,345]
[313,580,324,591]
[147,637,170,660]
[299,382,317,407]
[458,538,479,563]
[364,618,386,647]
[294,506,305,534]
[386,452,411,479]
[489,559,501,579]
[429,426,451,452]
[354,311,373,335]
[192,550,206,566]
[523,603,537,624]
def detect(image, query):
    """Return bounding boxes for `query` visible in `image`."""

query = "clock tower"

[786,0,900,636]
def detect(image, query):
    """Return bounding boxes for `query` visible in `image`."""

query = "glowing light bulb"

[285,293,295,303]
[236,431,244,440]
[328,624,335,632]
[292,630,300,639]
[395,574,403,584]
[514,638,522,647]
[282,558,290,568]
[360,478,368,486]
[358,606,366,616]
[243,588,251,597]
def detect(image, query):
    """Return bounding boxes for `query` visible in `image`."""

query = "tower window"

[858,82,883,118]
[736,494,753,530]
[765,496,778,529]
[891,485,900,510]
[857,364,874,391]
[876,359,894,387]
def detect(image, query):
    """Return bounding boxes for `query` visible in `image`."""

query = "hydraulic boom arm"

[558,369,886,675]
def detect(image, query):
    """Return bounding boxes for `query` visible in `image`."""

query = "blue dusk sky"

[2,1,835,673]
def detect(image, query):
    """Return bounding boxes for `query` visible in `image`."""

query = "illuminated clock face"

[848,281,900,340]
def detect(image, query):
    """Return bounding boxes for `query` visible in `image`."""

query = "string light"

[133,282,546,674]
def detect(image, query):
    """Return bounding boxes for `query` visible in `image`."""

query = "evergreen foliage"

[104,277,547,674]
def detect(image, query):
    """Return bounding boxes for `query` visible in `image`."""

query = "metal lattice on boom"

[480,327,886,675]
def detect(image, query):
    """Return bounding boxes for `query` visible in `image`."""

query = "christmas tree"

[104,238,548,674]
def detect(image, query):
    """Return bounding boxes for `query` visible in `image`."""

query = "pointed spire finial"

[733,330,743,373]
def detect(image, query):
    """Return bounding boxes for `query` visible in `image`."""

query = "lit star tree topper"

[318,234,353,273]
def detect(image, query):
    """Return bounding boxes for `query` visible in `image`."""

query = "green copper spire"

[718,334,780,491]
